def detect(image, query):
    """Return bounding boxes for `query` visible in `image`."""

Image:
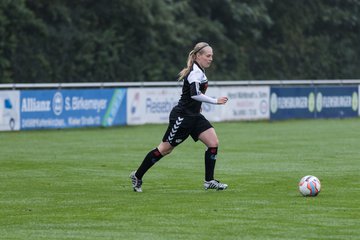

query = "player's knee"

[161,148,173,156]
[207,138,219,148]
[157,142,174,156]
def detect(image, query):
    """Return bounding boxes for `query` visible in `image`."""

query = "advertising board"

[270,86,359,120]
[0,91,20,131]
[221,86,270,121]
[270,87,316,120]
[315,86,358,118]
[20,89,126,129]
[127,87,180,125]
[201,87,222,122]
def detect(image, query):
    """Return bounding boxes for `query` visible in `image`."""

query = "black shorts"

[162,110,213,147]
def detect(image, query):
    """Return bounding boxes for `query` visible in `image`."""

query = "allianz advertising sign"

[20,89,127,129]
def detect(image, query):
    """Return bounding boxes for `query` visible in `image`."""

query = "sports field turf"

[1,118,359,240]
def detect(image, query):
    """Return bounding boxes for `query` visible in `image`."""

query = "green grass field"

[1,118,359,240]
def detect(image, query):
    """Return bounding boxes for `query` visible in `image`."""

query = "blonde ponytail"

[178,42,209,80]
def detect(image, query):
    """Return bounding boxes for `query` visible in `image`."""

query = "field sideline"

[1,118,359,240]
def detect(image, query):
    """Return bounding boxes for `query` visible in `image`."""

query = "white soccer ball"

[298,175,321,197]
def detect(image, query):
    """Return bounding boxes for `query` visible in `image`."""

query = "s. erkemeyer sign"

[20,89,126,129]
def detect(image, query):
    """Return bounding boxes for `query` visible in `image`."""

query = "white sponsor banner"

[221,86,270,120]
[0,91,20,131]
[127,87,180,125]
[127,86,270,124]
[201,87,222,122]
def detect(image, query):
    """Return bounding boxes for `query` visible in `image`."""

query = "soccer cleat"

[204,179,228,190]
[129,171,143,192]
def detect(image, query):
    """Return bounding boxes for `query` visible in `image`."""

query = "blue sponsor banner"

[20,88,127,129]
[270,87,316,120]
[315,86,358,118]
[270,86,359,120]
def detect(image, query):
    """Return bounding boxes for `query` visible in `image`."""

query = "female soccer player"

[130,42,229,192]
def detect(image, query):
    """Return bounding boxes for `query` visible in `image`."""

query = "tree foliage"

[0,0,359,83]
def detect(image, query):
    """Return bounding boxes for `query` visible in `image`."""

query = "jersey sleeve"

[188,70,217,104]
[187,68,203,84]
[191,93,217,104]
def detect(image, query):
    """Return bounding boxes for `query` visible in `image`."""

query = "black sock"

[205,147,217,181]
[135,148,163,179]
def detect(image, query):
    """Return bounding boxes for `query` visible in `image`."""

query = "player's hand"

[217,97,228,105]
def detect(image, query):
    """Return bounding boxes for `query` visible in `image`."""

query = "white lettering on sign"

[21,98,51,112]
[65,97,107,112]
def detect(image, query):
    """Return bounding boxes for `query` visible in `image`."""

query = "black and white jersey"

[172,62,217,116]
